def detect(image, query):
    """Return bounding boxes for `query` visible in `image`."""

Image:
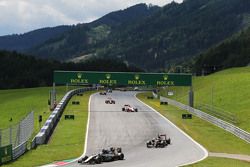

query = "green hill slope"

[194,26,250,75]
[0,87,68,134]
[0,26,72,51]
[29,0,250,70]
[161,67,250,132]
[27,4,159,60]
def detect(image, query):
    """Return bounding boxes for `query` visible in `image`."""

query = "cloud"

[0,0,183,36]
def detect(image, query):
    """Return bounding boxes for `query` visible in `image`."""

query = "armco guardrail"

[32,88,94,147]
[160,96,250,143]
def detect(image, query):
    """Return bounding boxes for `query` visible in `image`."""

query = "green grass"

[0,87,72,134]
[3,90,95,167]
[137,93,250,154]
[187,157,250,167]
[137,93,250,166]
[159,67,250,131]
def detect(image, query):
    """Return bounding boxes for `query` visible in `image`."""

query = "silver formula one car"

[78,147,124,164]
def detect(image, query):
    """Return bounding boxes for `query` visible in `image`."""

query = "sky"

[0,0,183,36]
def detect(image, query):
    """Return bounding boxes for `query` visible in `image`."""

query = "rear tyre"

[146,142,151,148]
[167,138,171,144]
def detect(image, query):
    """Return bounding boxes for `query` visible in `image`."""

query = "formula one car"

[107,89,112,93]
[99,91,107,95]
[146,134,171,148]
[122,104,138,112]
[105,97,115,104]
[78,147,124,164]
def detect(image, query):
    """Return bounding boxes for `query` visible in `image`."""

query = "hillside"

[193,26,250,75]
[27,4,160,60]
[0,4,159,54]
[0,26,72,51]
[0,50,142,89]
[161,67,250,132]
[27,0,250,70]
[97,0,250,70]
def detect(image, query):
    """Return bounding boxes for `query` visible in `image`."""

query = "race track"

[67,91,207,167]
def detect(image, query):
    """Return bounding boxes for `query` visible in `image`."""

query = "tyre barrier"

[152,92,158,99]
[32,87,94,147]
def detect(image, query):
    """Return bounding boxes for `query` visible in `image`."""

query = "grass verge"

[137,92,250,166]
[187,157,250,167]
[159,67,250,131]
[3,90,95,167]
[0,86,77,134]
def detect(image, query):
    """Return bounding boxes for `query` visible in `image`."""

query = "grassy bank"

[187,157,250,167]
[159,67,250,131]
[137,92,250,167]
[137,93,250,155]
[0,87,73,134]
[3,90,95,167]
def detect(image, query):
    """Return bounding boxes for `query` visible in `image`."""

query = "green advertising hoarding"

[54,71,192,86]
[0,145,13,165]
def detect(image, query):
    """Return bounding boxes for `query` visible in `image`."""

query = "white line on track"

[64,93,95,164]
[41,93,95,167]
[135,93,208,166]
[42,92,208,167]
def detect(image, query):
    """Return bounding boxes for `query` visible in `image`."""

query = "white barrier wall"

[33,88,94,146]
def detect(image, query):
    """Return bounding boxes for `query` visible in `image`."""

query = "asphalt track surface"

[66,91,207,167]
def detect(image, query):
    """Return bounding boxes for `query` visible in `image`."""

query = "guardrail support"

[160,96,250,143]
[0,129,1,147]
[189,86,194,107]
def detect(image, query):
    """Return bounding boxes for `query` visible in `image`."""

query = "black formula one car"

[99,92,107,95]
[122,104,138,112]
[146,134,171,148]
[105,97,115,104]
[78,147,124,164]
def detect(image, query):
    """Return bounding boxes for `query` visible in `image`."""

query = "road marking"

[40,93,95,167]
[42,92,208,166]
[70,93,95,162]
[135,93,208,166]
[81,93,93,158]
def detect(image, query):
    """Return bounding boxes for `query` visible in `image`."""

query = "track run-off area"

[63,91,207,167]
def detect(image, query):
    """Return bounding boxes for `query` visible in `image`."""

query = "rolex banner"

[0,145,13,165]
[54,71,192,86]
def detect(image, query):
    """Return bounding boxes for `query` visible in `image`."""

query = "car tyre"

[119,153,124,160]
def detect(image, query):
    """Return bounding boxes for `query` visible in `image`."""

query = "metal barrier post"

[189,86,194,107]
[18,123,21,146]
[9,126,12,146]
[0,129,1,147]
